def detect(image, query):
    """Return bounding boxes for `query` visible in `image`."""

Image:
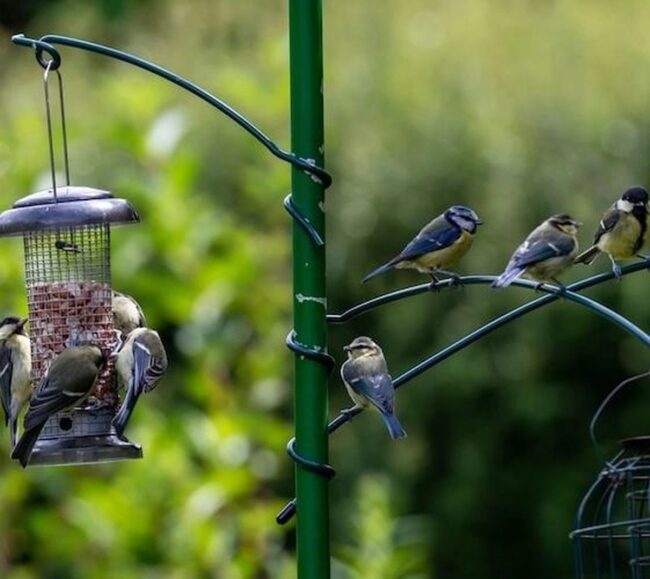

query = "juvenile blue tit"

[492,214,581,289]
[363,205,482,284]
[12,345,105,467]
[112,327,168,437]
[340,336,406,439]
[112,290,147,335]
[574,186,649,278]
[0,317,31,448]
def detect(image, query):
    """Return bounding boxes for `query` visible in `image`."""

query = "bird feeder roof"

[0,186,140,236]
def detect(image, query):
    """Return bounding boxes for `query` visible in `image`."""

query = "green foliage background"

[1,1,650,577]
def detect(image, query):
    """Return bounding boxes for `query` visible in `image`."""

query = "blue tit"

[0,317,31,448]
[492,214,581,289]
[340,336,406,439]
[363,205,482,284]
[112,290,147,335]
[112,327,168,437]
[12,345,105,467]
[574,186,649,278]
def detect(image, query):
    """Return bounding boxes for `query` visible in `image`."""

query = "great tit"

[492,214,581,289]
[574,186,649,278]
[12,345,105,467]
[363,205,482,284]
[112,327,168,437]
[112,291,147,335]
[340,336,406,439]
[0,317,31,448]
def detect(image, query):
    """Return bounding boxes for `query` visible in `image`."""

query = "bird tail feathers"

[362,261,395,283]
[381,412,407,439]
[492,267,524,289]
[574,245,600,265]
[10,418,17,449]
[11,424,44,468]
[112,388,141,437]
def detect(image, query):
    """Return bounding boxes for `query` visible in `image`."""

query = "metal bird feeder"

[0,61,141,466]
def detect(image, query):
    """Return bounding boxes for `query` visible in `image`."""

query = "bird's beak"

[343,345,352,352]
[574,221,583,227]
[17,318,28,330]
[476,219,484,225]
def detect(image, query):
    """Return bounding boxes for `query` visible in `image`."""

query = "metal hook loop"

[35,41,62,71]
[11,35,62,70]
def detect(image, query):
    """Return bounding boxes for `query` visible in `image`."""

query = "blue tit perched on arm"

[0,317,31,448]
[574,186,649,278]
[112,291,147,335]
[112,327,168,437]
[11,345,105,467]
[492,214,581,289]
[363,205,482,284]
[340,336,406,439]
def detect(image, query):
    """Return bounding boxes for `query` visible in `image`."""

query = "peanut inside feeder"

[0,186,142,466]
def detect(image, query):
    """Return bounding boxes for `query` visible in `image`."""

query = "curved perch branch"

[278,261,650,523]
[328,262,650,323]
[11,33,332,187]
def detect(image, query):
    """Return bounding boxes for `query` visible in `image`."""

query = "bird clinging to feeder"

[113,327,168,437]
[0,316,32,448]
[12,345,106,467]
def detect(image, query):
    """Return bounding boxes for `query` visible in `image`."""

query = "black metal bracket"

[10,34,333,188]
[277,331,337,524]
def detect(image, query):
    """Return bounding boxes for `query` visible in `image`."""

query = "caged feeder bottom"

[22,406,142,467]
[571,436,650,579]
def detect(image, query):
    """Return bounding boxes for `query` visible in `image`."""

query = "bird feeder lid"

[0,186,140,236]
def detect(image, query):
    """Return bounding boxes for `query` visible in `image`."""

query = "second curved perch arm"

[277,261,650,523]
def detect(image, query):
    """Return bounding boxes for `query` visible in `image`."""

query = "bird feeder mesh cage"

[25,224,113,395]
[572,438,650,579]
[0,186,141,466]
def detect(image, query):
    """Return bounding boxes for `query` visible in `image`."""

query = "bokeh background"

[1,0,650,577]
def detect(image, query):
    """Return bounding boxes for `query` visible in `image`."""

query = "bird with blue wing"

[341,336,406,440]
[363,205,482,285]
[574,186,649,278]
[492,214,581,289]
[112,327,168,437]
[0,317,31,448]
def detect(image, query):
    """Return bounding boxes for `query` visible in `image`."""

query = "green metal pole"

[289,0,329,577]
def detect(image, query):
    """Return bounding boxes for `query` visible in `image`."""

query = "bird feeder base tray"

[27,433,142,466]
[23,406,143,466]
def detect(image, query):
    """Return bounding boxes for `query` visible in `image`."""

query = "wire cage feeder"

[572,372,650,579]
[0,60,142,466]
[572,437,650,579]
